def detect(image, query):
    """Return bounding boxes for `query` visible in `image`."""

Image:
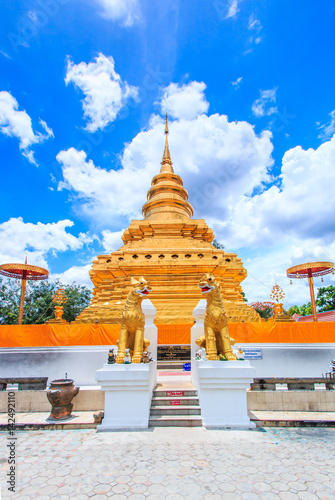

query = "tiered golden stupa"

[76,118,260,325]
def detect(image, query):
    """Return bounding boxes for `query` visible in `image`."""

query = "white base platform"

[95,361,156,431]
[192,359,256,429]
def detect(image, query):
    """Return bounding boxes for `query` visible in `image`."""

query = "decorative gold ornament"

[49,287,68,324]
[195,273,236,361]
[115,277,151,364]
[270,284,285,303]
[52,287,68,305]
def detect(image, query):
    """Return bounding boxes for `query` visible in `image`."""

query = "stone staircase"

[149,386,202,427]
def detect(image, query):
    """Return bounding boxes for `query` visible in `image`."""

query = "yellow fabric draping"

[0,322,334,348]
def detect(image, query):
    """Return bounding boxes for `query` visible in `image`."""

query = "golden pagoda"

[76,117,260,324]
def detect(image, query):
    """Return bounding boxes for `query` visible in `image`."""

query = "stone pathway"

[1,426,335,499]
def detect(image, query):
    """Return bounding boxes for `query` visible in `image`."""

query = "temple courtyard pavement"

[0,426,334,499]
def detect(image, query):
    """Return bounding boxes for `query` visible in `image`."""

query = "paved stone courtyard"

[1,427,335,499]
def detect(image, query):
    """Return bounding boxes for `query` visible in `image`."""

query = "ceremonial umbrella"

[286,261,334,322]
[0,261,49,324]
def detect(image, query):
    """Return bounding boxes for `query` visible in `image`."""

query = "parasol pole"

[307,269,318,322]
[18,269,27,325]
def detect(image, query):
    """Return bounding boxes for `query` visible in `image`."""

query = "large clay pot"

[47,379,79,420]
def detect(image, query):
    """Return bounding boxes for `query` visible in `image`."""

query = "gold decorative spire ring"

[161,115,174,173]
[142,117,193,220]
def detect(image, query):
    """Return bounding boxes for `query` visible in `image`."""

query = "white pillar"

[142,299,157,363]
[95,362,156,431]
[95,299,157,431]
[191,299,206,389]
[193,360,256,429]
[191,299,256,429]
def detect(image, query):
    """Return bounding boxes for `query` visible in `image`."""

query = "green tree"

[212,238,225,249]
[288,302,313,317]
[316,285,335,312]
[288,305,303,316]
[0,277,92,325]
[241,291,248,303]
[250,301,274,319]
[300,302,313,316]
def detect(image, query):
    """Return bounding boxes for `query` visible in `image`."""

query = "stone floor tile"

[316,492,335,500]
[147,484,166,495]
[298,493,322,500]
[148,475,165,484]
[279,493,300,499]
[115,475,132,484]
[112,484,130,494]
[130,484,148,494]
[132,475,149,484]
[260,493,284,500]
[241,494,261,500]
[218,482,236,492]
[288,481,308,492]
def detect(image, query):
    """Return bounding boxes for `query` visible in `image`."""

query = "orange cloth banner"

[0,322,334,348]
[157,324,193,345]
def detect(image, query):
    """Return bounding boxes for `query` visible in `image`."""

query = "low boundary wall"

[0,343,334,385]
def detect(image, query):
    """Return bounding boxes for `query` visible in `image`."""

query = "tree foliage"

[316,285,335,312]
[212,238,225,249]
[250,301,274,319]
[0,277,92,325]
[288,303,313,317]
[288,286,335,317]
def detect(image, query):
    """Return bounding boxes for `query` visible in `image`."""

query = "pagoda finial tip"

[161,115,173,171]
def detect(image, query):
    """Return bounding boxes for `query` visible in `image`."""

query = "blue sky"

[1,0,335,308]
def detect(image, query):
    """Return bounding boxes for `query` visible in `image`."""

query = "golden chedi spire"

[161,115,173,173]
[142,116,194,221]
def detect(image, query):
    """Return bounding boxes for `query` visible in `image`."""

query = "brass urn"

[47,379,79,420]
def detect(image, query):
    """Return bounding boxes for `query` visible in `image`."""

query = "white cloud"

[65,53,139,132]
[0,218,93,269]
[318,109,335,141]
[231,77,243,88]
[57,83,273,229]
[240,241,335,308]
[95,0,140,26]
[244,14,263,51]
[0,91,53,164]
[55,80,335,306]
[101,229,125,251]
[0,50,11,59]
[160,81,209,120]
[252,88,278,117]
[213,135,335,250]
[248,14,262,33]
[226,0,239,19]
[51,264,93,288]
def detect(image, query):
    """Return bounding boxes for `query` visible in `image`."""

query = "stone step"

[151,396,199,406]
[153,389,198,398]
[157,361,189,370]
[150,406,201,416]
[149,415,203,427]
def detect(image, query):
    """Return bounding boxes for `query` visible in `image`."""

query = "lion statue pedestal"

[191,298,256,429]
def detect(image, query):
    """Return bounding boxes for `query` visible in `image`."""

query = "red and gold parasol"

[287,261,334,322]
[0,261,49,324]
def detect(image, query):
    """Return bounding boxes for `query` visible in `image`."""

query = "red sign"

[166,391,184,397]
[170,400,180,406]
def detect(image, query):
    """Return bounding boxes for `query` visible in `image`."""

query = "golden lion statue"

[115,277,151,364]
[196,273,236,361]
